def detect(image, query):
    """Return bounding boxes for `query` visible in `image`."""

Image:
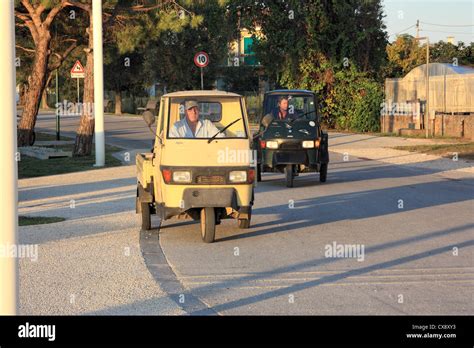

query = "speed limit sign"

[194,51,209,68]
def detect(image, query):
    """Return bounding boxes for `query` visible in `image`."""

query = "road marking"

[178,266,474,279]
[183,279,474,289]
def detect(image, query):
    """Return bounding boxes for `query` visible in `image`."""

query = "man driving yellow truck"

[136,91,255,243]
[169,100,224,138]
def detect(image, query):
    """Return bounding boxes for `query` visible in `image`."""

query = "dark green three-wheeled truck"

[253,89,329,187]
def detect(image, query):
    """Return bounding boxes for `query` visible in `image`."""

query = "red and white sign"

[194,51,209,68]
[70,60,85,78]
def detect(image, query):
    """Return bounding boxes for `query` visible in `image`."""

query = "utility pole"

[416,36,430,138]
[426,39,430,138]
[0,0,19,315]
[416,19,419,38]
[93,0,105,166]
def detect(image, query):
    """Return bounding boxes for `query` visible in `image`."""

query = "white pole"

[426,39,430,138]
[93,0,105,166]
[0,0,18,315]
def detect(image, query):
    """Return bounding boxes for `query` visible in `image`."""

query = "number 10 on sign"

[194,51,209,90]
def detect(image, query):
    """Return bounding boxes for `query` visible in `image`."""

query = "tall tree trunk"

[17,34,51,146]
[41,90,49,109]
[41,72,53,109]
[73,21,95,157]
[19,84,27,107]
[114,89,122,115]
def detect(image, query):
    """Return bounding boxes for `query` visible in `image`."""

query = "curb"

[140,227,217,316]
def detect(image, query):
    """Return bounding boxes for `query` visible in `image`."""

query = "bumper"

[156,187,252,220]
[181,187,238,210]
[261,148,318,169]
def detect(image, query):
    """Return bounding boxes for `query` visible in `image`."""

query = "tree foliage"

[231,0,387,132]
[385,34,425,78]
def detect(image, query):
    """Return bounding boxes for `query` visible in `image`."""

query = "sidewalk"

[328,132,474,179]
[18,165,185,315]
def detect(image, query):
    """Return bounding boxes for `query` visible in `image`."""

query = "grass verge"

[19,133,123,179]
[19,215,66,226]
[392,143,474,161]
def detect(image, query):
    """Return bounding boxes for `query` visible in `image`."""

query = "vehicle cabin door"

[152,97,166,203]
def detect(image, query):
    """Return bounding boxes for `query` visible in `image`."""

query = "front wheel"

[141,202,151,230]
[200,207,216,243]
[284,164,294,187]
[319,163,328,182]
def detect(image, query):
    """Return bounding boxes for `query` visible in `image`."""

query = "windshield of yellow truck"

[167,97,248,139]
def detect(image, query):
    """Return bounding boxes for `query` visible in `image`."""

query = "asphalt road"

[35,112,154,150]
[157,152,474,315]
[24,113,474,315]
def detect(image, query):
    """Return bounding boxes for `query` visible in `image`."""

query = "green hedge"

[282,57,383,132]
[324,68,382,132]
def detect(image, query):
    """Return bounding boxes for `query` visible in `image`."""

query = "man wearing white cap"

[170,100,224,138]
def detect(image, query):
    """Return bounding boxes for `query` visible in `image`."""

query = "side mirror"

[142,111,155,127]
[261,113,273,129]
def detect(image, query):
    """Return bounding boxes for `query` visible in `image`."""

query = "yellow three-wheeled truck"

[136,91,255,243]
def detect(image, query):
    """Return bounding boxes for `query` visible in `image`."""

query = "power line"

[420,29,473,35]
[391,24,416,37]
[420,21,474,27]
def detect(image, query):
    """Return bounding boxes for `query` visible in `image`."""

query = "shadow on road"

[221,177,474,242]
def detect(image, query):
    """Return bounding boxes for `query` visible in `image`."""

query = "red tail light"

[162,169,172,184]
[259,140,266,149]
[248,169,255,183]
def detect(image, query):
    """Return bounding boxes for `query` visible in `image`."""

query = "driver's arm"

[205,119,225,137]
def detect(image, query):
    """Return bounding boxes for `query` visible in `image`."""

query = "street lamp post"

[93,0,105,166]
[416,36,430,138]
[0,0,18,315]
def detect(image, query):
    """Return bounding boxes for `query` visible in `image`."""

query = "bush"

[325,67,383,132]
[281,55,383,132]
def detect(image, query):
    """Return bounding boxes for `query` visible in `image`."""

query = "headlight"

[173,171,191,183]
[266,141,278,149]
[302,140,314,148]
[229,170,247,183]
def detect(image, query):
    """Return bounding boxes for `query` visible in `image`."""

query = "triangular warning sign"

[71,60,85,74]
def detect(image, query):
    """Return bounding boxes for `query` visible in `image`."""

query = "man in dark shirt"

[273,96,293,120]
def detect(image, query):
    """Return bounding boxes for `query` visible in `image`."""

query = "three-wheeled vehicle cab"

[254,90,329,187]
[136,91,255,243]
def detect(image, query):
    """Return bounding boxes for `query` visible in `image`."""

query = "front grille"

[196,175,225,185]
[280,142,301,150]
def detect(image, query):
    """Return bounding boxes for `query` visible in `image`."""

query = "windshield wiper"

[208,118,241,143]
[289,110,317,123]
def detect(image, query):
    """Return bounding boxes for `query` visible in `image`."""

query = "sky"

[383,0,474,44]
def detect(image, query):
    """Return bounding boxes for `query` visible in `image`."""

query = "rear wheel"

[238,206,252,229]
[200,207,216,243]
[257,165,262,182]
[141,203,151,230]
[284,164,294,187]
[320,163,328,182]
